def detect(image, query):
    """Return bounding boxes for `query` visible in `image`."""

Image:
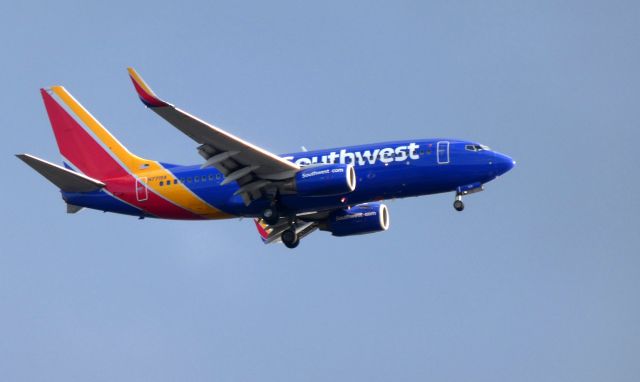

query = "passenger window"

[194,176,199,183]
[202,176,207,182]
[159,181,164,186]
[174,179,178,184]
[216,174,221,180]
[187,177,192,183]
[209,175,214,181]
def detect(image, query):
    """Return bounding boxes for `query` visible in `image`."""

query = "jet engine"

[290,163,356,197]
[321,202,390,237]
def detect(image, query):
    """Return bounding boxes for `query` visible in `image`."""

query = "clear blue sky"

[1,1,639,381]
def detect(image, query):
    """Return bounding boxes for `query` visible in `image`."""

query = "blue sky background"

[1,1,639,381]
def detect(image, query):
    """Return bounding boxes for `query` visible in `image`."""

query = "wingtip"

[127,67,169,108]
[253,218,271,243]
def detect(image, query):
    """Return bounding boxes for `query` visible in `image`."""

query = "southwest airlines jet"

[17,68,515,248]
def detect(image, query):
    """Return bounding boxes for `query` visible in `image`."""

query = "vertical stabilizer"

[40,87,147,180]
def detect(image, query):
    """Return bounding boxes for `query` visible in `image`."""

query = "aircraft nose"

[493,152,516,176]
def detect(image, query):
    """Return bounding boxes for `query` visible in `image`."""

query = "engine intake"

[323,202,390,237]
[292,164,356,197]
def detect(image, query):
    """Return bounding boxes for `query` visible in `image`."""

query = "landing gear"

[261,206,280,225]
[452,183,484,211]
[281,228,299,249]
[453,194,465,211]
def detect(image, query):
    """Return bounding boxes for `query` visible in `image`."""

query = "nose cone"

[493,152,516,176]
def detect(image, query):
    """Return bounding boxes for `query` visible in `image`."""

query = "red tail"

[41,86,147,180]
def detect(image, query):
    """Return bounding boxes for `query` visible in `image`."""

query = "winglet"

[127,67,170,108]
[254,218,271,244]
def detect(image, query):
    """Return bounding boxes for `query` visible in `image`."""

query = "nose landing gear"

[453,193,465,211]
[452,183,484,211]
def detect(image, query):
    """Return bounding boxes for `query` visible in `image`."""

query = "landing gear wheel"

[261,206,280,225]
[453,199,465,211]
[281,229,299,249]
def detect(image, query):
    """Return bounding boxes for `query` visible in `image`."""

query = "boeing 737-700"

[17,68,515,248]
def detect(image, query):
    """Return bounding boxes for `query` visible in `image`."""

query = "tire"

[262,206,280,225]
[283,239,300,249]
[453,200,464,211]
[281,229,299,249]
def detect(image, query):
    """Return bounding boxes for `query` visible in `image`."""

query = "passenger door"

[437,141,450,164]
[135,177,148,202]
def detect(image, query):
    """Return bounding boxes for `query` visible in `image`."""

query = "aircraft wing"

[127,68,300,204]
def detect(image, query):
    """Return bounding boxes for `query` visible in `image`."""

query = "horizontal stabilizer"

[66,204,84,214]
[16,153,105,192]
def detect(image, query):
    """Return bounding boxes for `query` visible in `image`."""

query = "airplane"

[17,68,515,248]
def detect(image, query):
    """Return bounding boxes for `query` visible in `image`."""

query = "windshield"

[465,144,491,152]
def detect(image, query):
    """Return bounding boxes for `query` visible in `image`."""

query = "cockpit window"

[465,144,492,152]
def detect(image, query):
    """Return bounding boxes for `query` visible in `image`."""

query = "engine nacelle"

[324,202,390,237]
[293,164,356,197]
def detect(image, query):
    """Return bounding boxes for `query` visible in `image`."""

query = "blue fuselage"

[63,139,515,219]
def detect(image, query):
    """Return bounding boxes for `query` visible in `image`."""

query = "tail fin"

[41,86,147,180]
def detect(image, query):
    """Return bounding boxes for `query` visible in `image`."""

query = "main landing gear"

[453,193,465,211]
[260,203,299,249]
[260,197,300,249]
[281,228,299,249]
[261,205,280,225]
